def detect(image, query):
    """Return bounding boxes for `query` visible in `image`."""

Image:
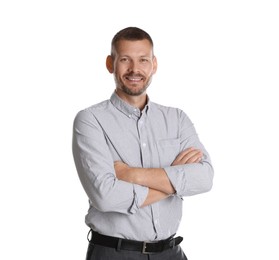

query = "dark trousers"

[86,243,188,260]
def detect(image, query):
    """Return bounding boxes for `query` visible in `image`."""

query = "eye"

[140,58,149,63]
[120,57,129,63]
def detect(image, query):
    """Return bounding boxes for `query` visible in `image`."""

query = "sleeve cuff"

[128,184,149,214]
[164,166,185,195]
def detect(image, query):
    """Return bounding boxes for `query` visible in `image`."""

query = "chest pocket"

[156,138,180,167]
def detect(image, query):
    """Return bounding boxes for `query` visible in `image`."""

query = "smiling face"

[106,39,157,97]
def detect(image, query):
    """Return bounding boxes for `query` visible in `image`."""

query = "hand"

[114,161,133,182]
[171,147,203,166]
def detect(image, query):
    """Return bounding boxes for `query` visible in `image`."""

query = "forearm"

[115,162,175,195]
[135,167,175,194]
[114,144,211,198]
[140,188,170,208]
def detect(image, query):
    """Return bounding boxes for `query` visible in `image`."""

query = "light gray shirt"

[72,92,213,241]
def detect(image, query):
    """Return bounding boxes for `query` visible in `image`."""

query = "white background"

[1,1,278,259]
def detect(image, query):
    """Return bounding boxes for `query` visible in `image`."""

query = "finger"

[179,150,203,164]
[172,148,203,166]
[174,147,194,162]
[185,151,203,163]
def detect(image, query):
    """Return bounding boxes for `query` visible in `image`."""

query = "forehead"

[114,39,153,57]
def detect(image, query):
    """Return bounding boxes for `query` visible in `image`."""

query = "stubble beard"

[114,74,153,96]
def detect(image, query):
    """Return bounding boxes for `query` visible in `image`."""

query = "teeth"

[127,77,142,81]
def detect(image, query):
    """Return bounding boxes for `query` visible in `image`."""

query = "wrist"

[128,167,141,184]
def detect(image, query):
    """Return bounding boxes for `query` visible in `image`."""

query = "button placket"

[152,203,163,238]
[137,117,149,167]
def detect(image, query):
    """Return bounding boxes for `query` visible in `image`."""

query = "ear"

[106,55,114,73]
[152,56,158,75]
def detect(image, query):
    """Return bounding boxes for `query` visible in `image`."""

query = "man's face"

[109,39,157,96]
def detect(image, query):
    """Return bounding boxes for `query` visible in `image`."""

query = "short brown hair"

[111,27,154,57]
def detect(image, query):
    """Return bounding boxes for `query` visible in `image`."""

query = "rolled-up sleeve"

[129,184,149,213]
[164,110,214,196]
[164,160,213,196]
[72,109,148,214]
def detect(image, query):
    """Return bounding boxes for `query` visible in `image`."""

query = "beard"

[114,72,153,96]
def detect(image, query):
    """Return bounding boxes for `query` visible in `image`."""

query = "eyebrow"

[118,54,152,59]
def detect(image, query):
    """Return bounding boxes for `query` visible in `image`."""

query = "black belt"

[88,230,183,254]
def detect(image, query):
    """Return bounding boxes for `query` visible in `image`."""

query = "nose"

[127,60,139,73]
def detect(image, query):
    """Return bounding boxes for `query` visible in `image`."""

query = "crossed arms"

[114,147,203,207]
[73,109,214,214]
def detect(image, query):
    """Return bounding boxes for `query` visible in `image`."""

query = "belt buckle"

[141,241,155,255]
[142,241,157,254]
[142,241,149,254]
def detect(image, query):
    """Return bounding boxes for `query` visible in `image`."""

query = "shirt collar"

[110,91,150,118]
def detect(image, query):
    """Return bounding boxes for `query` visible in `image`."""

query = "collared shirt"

[72,92,214,241]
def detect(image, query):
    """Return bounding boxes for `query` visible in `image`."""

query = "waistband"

[88,230,183,254]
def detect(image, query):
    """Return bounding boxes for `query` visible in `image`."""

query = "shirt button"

[142,143,146,148]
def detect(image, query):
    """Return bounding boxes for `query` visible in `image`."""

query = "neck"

[115,89,147,110]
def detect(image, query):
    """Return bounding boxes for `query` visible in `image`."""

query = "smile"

[125,76,143,82]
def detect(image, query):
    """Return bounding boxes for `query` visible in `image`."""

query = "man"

[72,27,214,260]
